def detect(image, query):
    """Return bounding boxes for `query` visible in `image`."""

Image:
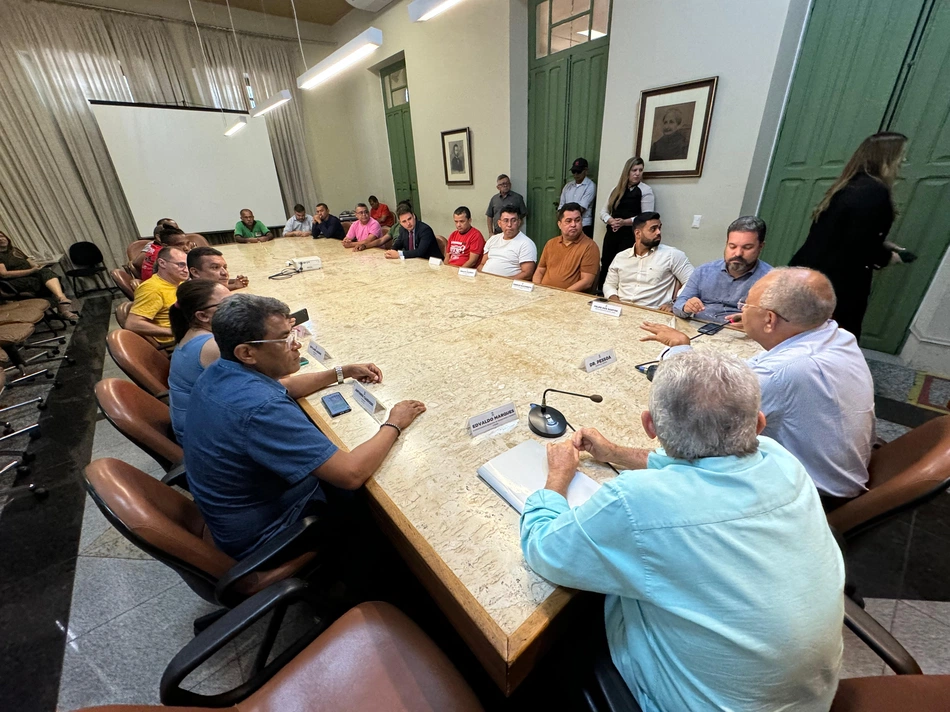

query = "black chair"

[65,241,111,297]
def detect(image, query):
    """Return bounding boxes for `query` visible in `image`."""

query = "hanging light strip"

[250,89,293,118]
[224,115,249,136]
[296,27,383,91]
[407,0,468,23]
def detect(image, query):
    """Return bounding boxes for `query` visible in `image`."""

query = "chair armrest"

[844,596,922,675]
[215,515,322,606]
[161,578,316,707]
[161,463,188,491]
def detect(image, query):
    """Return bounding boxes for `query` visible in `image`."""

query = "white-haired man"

[521,350,844,712]
[641,266,875,506]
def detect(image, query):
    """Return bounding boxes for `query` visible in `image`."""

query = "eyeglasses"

[244,332,301,349]
[198,302,222,311]
[737,300,789,322]
[161,260,188,268]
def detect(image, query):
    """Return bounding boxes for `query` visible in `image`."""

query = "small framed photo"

[441,127,473,185]
[636,77,718,178]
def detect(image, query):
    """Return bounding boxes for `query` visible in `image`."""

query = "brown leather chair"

[831,675,950,711]
[83,459,318,612]
[828,415,950,537]
[436,235,447,260]
[341,220,353,234]
[110,268,136,300]
[105,329,170,397]
[115,299,171,353]
[95,378,181,472]
[189,233,210,248]
[127,239,151,263]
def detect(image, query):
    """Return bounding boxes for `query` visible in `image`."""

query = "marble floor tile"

[66,556,182,641]
[901,599,950,629]
[841,598,898,679]
[81,526,153,560]
[889,600,950,674]
[867,360,917,401]
[90,418,166,477]
[77,495,112,553]
[875,418,911,443]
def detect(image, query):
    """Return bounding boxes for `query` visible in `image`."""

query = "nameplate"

[429,257,443,267]
[512,280,534,292]
[307,340,330,363]
[591,301,622,317]
[468,402,518,437]
[353,381,384,419]
[458,267,477,278]
[582,349,618,373]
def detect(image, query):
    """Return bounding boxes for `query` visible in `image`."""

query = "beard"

[727,257,754,273]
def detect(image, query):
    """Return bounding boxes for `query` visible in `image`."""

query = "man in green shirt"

[234,209,273,243]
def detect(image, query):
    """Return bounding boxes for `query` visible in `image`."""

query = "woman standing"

[598,157,655,291]
[790,132,908,338]
[0,231,78,319]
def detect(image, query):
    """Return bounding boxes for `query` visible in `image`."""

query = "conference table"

[220,237,763,695]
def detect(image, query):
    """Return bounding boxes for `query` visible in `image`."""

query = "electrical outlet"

[691,215,702,229]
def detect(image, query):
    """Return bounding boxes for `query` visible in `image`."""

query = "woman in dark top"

[597,157,656,291]
[790,132,908,338]
[0,231,78,319]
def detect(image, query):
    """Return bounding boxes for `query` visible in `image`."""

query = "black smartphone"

[587,297,609,304]
[698,322,727,336]
[290,308,309,325]
[321,392,351,417]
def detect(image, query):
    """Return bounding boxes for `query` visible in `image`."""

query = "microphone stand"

[529,389,602,438]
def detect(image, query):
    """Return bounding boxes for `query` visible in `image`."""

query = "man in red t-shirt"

[445,206,485,268]
[368,195,394,228]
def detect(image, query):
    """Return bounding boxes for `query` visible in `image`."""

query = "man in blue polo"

[183,294,425,558]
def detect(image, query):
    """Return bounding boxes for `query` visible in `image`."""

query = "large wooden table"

[221,238,762,694]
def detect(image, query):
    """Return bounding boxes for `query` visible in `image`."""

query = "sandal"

[57,299,79,320]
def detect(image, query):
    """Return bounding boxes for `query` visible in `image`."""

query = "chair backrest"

[106,329,171,395]
[126,239,151,263]
[84,458,232,603]
[828,415,950,536]
[110,268,136,300]
[189,233,210,247]
[115,300,131,329]
[341,221,353,234]
[95,378,182,471]
[436,235,447,260]
[69,241,105,267]
[381,226,390,238]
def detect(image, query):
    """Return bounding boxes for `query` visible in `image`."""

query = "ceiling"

[200,0,353,27]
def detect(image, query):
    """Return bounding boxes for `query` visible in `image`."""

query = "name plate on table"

[429,257,443,267]
[458,267,477,278]
[307,340,330,363]
[512,280,534,292]
[591,300,622,317]
[582,349,618,373]
[468,402,518,437]
[353,381,384,419]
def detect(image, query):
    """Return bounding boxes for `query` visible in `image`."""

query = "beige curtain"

[104,13,191,106]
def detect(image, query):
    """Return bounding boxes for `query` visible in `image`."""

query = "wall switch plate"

[691,215,702,228]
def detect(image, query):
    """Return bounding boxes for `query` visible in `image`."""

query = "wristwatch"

[335,365,344,384]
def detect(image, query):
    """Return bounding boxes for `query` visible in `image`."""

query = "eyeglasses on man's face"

[737,300,789,323]
[244,331,301,349]
[161,259,188,269]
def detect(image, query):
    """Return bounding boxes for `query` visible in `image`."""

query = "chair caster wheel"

[29,428,41,439]
[43,372,54,379]
[31,485,48,500]
[52,381,63,389]
[65,358,76,366]
[16,465,30,477]
[36,400,47,410]
[21,452,35,463]
[57,338,66,345]
[2,426,12,436]
[48,349,60,357]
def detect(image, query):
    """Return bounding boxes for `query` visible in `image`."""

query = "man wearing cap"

[558,158,597,237]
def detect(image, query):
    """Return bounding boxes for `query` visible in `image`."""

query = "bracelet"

[380,422,402,437]
[335,365,344,384]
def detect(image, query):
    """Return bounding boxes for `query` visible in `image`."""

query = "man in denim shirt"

[673,216,772,323]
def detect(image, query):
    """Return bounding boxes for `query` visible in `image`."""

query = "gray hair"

[212,294,290,362]
[649,351,761,461]
[759,267,837,328]
[726,215,767,243]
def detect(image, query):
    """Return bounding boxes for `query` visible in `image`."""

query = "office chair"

[436,235,447,260]
[126,239,151,264]
[110,268,136,300]
[105,330,170,399]
[65,241,111,296]
[94,378,181,473]
[114,301,173,354]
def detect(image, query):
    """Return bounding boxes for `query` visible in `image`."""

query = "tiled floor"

[2,297,950,711]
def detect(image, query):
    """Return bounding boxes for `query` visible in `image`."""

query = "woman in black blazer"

[789,132,908,339]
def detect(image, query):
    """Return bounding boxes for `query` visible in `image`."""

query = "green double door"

[760,0,950,353]
[381,62,420,215]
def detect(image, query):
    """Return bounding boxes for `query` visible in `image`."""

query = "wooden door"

[381,62,420,214]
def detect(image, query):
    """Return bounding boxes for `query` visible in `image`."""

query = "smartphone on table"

[321,392,351,417]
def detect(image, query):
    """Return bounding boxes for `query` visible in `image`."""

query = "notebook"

[477,439,602,514]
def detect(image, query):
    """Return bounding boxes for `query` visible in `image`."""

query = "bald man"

[640,267,874,506]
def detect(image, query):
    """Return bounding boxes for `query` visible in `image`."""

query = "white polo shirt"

[603,243,694,308]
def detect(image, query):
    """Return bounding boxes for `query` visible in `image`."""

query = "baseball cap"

[570,157,589,173]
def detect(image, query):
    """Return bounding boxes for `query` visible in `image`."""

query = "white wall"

[300,0,527,238]
[901,248,950,375]
[596,0,796,265]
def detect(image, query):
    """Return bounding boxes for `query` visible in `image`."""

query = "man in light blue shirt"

[558,157,596,236]
[284,203,314,236]
[674,216,772,323]
[643,266,875,501]
[520,350,844,712]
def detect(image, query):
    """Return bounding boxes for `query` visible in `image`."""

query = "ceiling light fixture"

[250,89,293,118]
[224,115,249,136]
[407,0,468,23]
[297,27,383,90]
[576,29,607,39]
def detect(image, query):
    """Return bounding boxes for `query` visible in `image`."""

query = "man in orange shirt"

[368,195,394,228]
[532,202,600,291]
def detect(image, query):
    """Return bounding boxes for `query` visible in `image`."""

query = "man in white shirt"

[640,267,875,505]
[558,158,596,237]
[604,212,693,310]
[478,206,537,280]
[283,204,313,236]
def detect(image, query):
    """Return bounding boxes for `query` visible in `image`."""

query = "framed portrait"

[441,127,473,185]
[636,77,718,178]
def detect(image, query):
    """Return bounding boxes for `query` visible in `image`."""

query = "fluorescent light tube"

[408,0,468,22]
[224,115,249,136]
[251,89,292,118]
[297,28,383,91]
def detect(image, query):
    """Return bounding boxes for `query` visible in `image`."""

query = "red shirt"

[445,227,486,267]
[139,242,162,280]
[370,203,394,228]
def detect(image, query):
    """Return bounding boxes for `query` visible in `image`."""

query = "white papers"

[477,440,601,514]
[467,402,517,437]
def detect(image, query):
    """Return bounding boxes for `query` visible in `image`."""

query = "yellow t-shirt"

[130,274,178,344]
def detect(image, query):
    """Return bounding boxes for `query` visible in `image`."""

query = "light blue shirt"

[521,437,844,712]
[284,214,314,233]
[673,258,772,323]
[558,176,596,226]
[168,332,213,446]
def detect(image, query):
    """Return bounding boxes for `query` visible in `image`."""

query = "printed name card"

[582,349,618,373]
[353,381,384,419]
[307,340,330,363]
[429,257,443,267]
[468,402,518,437]
[458,267,477,278]
[512,280,534,292]
[591,300,622,317]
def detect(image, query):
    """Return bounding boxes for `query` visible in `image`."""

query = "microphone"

[530,389,603,438]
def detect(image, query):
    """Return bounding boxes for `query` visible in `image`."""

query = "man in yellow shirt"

[128,246,189,345]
